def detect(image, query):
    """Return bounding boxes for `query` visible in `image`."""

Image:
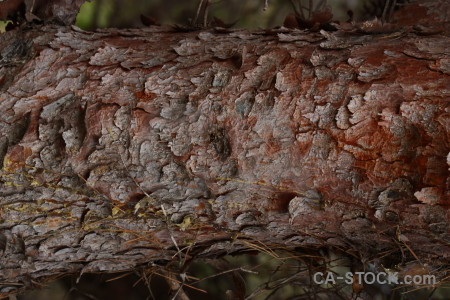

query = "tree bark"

[0,4,449,297]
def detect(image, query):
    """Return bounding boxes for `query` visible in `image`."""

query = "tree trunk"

[0,3,449,298]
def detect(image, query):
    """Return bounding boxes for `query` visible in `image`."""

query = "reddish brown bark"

[0,2,449,298]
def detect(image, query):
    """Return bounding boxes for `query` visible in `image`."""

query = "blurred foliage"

[0,0,394,32]
[0,20,8,32]
[18,250,450,299]
[74,0,370,30]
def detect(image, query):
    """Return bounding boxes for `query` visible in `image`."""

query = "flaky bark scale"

[0,16,449,296]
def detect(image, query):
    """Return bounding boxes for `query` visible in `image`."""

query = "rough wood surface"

[0,4,449,296]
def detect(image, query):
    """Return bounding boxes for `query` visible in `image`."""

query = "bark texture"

[0,3,449,296]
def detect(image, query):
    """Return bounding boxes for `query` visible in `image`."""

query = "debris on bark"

[0,1,449,296]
